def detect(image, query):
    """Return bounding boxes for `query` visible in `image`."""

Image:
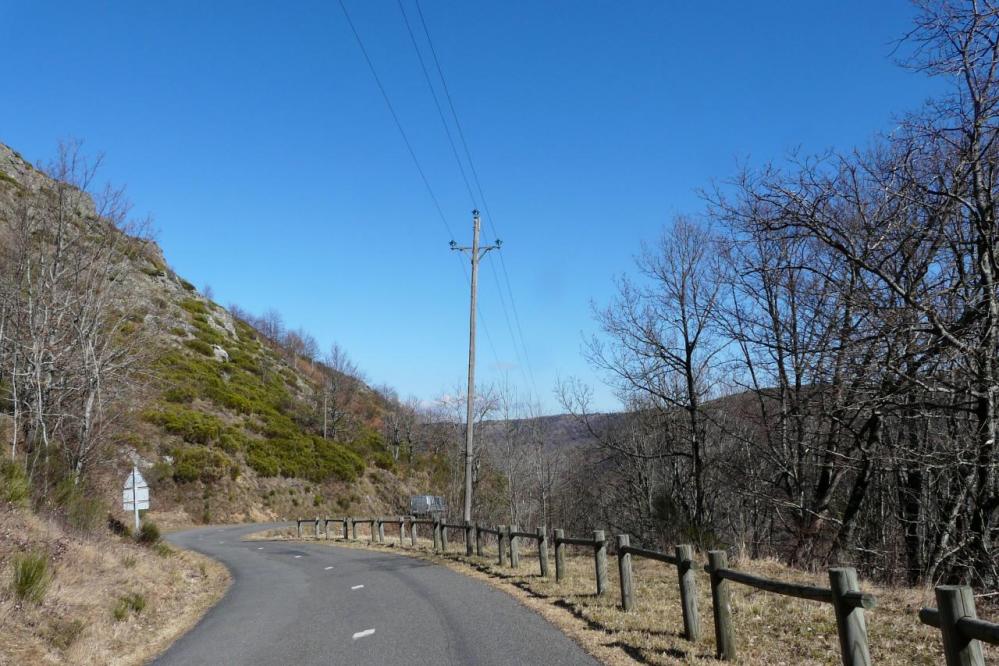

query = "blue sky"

[1,1,943,413]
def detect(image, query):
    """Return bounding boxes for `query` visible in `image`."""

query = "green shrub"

[180,279,197,292]
[172,446,233,483]
[144,405,223,444]
[184,339,214,356]
[112,592,146,621]
[180,297,208,315]
[12,552,50,604]
[153,542,173,557]
[56,479,104,533]
[163,385,196,403]
[0,459,29,507]
[137,521,161,545]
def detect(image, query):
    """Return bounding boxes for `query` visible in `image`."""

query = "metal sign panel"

[123,467,150,512]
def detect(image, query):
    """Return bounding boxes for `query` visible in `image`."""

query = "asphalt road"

[154,523,599,666]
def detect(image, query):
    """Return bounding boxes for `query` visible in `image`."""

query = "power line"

[336,0,455,240]
[336,0,505,378]
[397,0,533,398]
[412,0,540,400]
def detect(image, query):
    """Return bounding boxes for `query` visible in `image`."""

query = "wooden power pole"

[450,209,501,522]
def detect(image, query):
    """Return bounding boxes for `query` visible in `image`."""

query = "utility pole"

[450,209,501,522]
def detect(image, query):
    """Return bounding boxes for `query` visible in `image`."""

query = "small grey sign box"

[410,495,445,516]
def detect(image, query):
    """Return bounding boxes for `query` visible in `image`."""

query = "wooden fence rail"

[552,529,607,595]
[704,550,875,666]
[616,536,699,640]
[919,585,999,666]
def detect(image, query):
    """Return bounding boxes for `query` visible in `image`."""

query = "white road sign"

[123,467,149,525]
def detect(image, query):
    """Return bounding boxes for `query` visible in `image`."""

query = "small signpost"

[123,466,149,532]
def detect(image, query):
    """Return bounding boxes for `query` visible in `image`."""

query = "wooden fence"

[919,585,999,666]
[296,516,995,665]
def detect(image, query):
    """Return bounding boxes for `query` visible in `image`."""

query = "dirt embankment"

[0,508,228,665]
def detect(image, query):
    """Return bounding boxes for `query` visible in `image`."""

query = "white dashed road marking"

[351,584,364,590]
[294,555,302,559]
[324,566,334,570]
[352,629,375,640]
[257,547,264,550]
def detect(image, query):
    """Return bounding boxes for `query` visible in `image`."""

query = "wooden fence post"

[594,530,607,596]
[675,544,700,641]
[617,534,633,611]
[465,522,474,556]
[936,585,985,666]
[475,522,484,556]
[510,525,520,568]
[538,527,550,577]
[554,529,565,582]
[707,550,736,660]
[498,525,507,566]
[829,567,872,666]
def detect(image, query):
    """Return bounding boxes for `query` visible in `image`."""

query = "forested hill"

[0,141,430,526]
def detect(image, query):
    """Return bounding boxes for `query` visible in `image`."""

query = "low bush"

[55,478,105,533]
[172,446,233,483]
[184,338,214,356]
[112,592,146,621]
[0,459,29,507]
[107,514,132,537]
[44,618,85,651]
[137,520,161,545]
[12,552,50,604]
[144,405,224,445]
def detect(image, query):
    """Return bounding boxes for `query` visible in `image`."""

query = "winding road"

[155,523,599,665]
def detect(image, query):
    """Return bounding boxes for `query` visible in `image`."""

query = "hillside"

[0,141,432,526]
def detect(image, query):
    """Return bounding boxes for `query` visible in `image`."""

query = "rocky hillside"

[0,142,430,526]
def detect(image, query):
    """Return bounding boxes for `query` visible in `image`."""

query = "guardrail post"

[594,530,607,596]
[377,518,385,543]
[676,544,700,641]
[829,567,872,666]
[368,520,375,544]
[475,522,484,556]
[441,523,449,552]
[297,520,302,539]
[617,534,633,610]
[538,527,550,577]
[433,520,442,553]
[410,519,418,547]
[398,517,405,546]
[936,585,985,666]
[707,550,736,660]
[498,525,507,566]
[314,516,320,538]
[349,517,356,540]
[510,525,520,568]
[554,529,565,582]
[465,522,474,556]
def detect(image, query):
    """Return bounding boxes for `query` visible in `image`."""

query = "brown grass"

[0,508,229,665]
[264,527,999,665]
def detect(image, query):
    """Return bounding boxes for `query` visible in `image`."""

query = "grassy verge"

[0,508,229,665]
[255,526,998,665]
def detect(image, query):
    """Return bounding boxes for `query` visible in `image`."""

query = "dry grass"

[266,526,999,665]
[0,507,229,665]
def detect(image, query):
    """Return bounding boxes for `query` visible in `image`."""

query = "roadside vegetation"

[0,507,227,665]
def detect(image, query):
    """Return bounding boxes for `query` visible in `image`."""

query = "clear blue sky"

[0,1,943,413]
